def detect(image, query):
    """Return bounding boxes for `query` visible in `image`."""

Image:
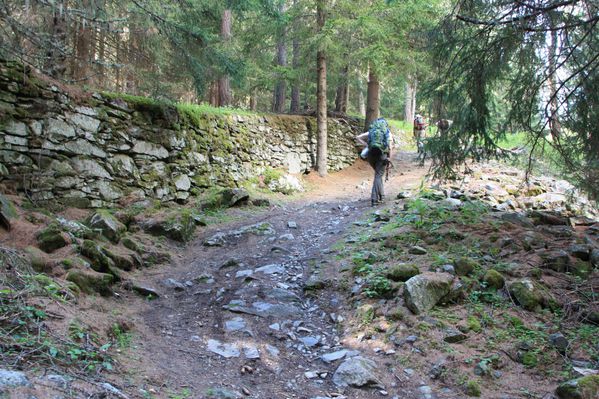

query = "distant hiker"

[413,113,427,155]
[356,118,391,206]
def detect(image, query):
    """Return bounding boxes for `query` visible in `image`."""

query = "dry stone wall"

[0,60,361,207]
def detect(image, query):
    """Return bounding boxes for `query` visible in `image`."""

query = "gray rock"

[243,345,260,359]
[205,233,227,247]
[332,356,381,388]
[223,300,300,318]
[299,336,320,348]
[443,328,467,343]
[174,174,191,191]
[279,233,295,241]
[220,188,250,207]
[132,141,169,159]
[164,278,186,291]
[88,211,126,243]
[321,350,349,363]
[541,249,571,272]
[591,249,599,268]
[409,245,428,255]
[288,221,298,229]
[71,158,112,179]
[500,212,535,228]
[206,339,240,358]
[46,374,69,388]
[68,112,100,132]
[46,118,76,139]
[569,245,591,261]
[403,272,454,314]
[429,360,446,379]
[4,121,28,136]
[130,284,160,298]
[224,317,246,332]
[0,369,30,388]
[556,376,599,399]
[255,264,284,275]
[235,269,253,278]
[549,333,569,352]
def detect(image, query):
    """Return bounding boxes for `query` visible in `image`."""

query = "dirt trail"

[128,153,443,398]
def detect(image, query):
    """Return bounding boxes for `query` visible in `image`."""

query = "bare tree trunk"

[250,88,258,111]
[290,0,301,114]
[45,0,67,78]
[316,0,327,177]
[273,1,288,113]
[547,20,560,139]
[73,1,92,82]
[335,64,349,113]
[404,80,414,122]
[358,81,366,117]
[364,66,380,131]
[218,9,233,107]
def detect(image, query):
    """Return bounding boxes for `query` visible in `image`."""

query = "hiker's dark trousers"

[367,148,387,204]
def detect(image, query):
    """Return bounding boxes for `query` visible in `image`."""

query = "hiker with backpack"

[413,113,427,155]
[355,118,392,206]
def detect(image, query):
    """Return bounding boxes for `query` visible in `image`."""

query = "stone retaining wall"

[0,60,361,207]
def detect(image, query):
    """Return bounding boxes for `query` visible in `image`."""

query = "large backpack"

[414,115,425,130]
[368,118,389,151]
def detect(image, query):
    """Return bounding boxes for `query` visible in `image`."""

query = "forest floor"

[2,151,599,399]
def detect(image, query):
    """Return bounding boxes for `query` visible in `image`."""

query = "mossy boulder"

[454,257,478,276]
[540,249,571,272]
[141,210,195,242]
[483,269,505,289]
[66,269,114,296]
[403,272,454,314]
[79,240,115,273]
[121,236,143,253]
[36,225,70,253]
[386,263,420,282]
[0,193,17,230]
[571,261,592,278]
[87,210,127,243]
[508,279,547,311]
[591,249,599,268]
[101,245,142,271]
[25,246,52,273]
[556,375,599,399]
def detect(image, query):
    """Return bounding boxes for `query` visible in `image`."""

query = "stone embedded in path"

[235,269,253,278]
[403,272,454,315]
[299,336,320,348]
[243,345,260,359]
[206,339,240,358]
[0,369,30,388]
[332,356,382,388]
[288,221,298,229]
[255,264,285,275]
[205,232,227,247]
[321,349,350,363]
[224,317,247,332]
[223,299,300,318]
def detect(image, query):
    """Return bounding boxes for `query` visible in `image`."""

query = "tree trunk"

[273,1,288,113]
[249,89,258,111]
[45,0,67,78]
[358,81,366,117]
[547,20,560,139]
[364,67,380,131]
[335,64,349,113]
[404,80,414,122]
[218,9,233,107]
[73,1,92,82]
[316,0,327,177]
[290,0,301,114]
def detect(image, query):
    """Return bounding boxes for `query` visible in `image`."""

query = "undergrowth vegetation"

[0,248,121,375]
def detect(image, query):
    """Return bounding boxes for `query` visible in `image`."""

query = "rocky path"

[134,153,454,399]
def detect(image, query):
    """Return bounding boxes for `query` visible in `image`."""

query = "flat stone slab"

[255,264,285,275]
[321,350,349,363]
[224,317,246,332]
[0,369,30,388]
[223,300,300,318]
[206,339,240,358]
